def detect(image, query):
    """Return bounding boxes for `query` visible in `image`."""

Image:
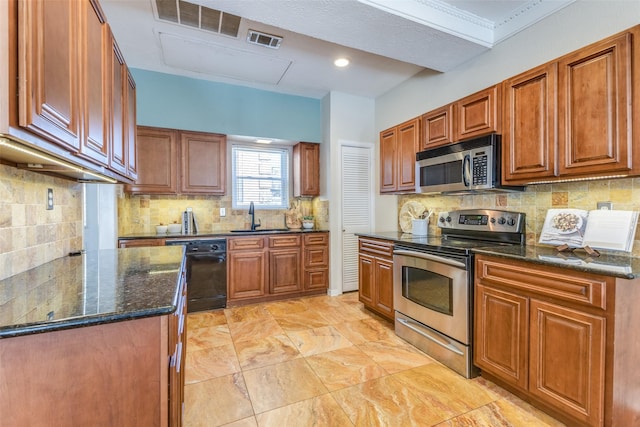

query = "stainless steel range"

[393,209,525,378]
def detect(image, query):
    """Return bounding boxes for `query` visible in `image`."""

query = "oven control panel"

[438,209,525,233]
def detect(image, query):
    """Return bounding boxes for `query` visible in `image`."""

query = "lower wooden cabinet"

[358,237,394,321]
[475,255,640,427]
[227,232,329,305]
[118,238,166,248]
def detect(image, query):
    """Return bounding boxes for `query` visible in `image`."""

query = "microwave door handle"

[462,154,471,187]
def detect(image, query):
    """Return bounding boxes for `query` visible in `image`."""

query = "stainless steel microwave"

[415,134,524,194]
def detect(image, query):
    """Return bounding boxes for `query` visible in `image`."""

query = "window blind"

[232,145,289,209]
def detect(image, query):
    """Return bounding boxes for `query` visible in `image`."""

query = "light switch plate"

[47,188,54,210]
[220,207,226,217]
[597,201,613,210]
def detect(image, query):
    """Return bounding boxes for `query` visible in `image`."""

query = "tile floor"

[184,292,565,427]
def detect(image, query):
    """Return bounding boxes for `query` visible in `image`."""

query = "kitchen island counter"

[0,246,185,338]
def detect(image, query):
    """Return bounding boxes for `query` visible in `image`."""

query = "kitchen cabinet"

[420,105,454,149]
[293,142,320,197]
[108,28,128,176]
[0,269,188,426]
[503,26,639,184]
[380,117,419,194]
[475,255,640,427]
[125,70,138,180]
[127,126,226,195]
[227,232,329,306]
[454,85,501,141]
[14,0,137,181]
[358,237,394,321]
[303,232,329,291]
[118,238,166,248]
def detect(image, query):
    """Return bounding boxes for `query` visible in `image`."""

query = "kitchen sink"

[230,228,290,233]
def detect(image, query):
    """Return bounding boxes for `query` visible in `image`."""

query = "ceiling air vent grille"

[247,30,283,49]
[155,0,240,37]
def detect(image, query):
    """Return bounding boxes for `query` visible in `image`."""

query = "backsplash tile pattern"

[117,188,324,236]
[399,177,640,257]
[0,164,83,280]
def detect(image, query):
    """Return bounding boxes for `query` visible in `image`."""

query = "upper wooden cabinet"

[380,117,419,194]
[125,70,138,180]
[502,63,558,183]
[454,84,502,141]
[420,105,454,150]
[503,26,639,184]
[293,142,320,197]
[180,131,226,194]
[14,0,137,181]
[127,126,226,195]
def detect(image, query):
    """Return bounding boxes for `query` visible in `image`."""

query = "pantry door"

[341,142,374,292]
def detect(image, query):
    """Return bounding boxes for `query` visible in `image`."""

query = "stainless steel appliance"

[166,239,227,312]
[393,209,525,378]
[416,134,524,194]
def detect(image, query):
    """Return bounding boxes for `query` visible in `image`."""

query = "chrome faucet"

[248,201,261,231]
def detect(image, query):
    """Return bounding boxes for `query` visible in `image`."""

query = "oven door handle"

[397,317,464,356]
[394,250,466,269]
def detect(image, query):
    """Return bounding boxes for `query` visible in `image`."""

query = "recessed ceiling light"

[334,58,350,67]
[255,139,272,144]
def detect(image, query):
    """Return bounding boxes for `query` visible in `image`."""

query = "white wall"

[373,0,640,232]
[322,91,376,295]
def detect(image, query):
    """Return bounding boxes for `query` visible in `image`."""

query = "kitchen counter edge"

[119,229,329,240]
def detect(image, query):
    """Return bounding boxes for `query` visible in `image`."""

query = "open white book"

[539,209,638,252]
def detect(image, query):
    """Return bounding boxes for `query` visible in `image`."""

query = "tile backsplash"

[399,177,640,257]
[117,188,328,236]
[0,164,83,280]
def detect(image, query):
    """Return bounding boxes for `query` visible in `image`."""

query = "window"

[232,145,290,209]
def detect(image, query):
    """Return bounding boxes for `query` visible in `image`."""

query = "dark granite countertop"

[0,246,185,338]
[356,231,640,279]
[119,228,329,240]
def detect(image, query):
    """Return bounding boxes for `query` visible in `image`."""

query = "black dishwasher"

[166,239,226,312]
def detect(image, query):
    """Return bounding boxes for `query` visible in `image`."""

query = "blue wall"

[131,69,322,142]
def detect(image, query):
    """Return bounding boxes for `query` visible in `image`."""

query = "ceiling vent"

[154,0,240,37]
[247,30,283,49]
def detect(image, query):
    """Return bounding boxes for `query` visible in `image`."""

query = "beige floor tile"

[187,310,227,329]
[263,299,309,316]
[234,334,301,370]
[392,363,497,417]
[332,374,450,426]
[357,337,434,373]
[307,304,372,325]
[255,394,353,427]
[434,398,566,427]
[333,318,396,345]
[186,343,241,384]
[306,346,388,391]
[242,358,329,414]
[225,304,273,324]
[221,417,258,427]
[187,324,233,351]
[184,373,254,427]
[286,325,353,356]
[228,317,285,343]
[272,309,332,331]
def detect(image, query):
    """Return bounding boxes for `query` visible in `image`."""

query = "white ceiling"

[100,0,574,99]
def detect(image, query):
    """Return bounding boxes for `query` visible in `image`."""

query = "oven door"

[393,249,470,344]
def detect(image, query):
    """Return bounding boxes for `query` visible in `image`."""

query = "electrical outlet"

[47,188,54,210]
[597,201,613,210]
[220,207,226,217]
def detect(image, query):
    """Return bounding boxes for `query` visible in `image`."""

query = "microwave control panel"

[472,153,488,185]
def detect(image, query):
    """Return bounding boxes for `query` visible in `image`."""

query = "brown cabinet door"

[127,127,178,193]
[474,284,529,391]
[180,131,226,194]
[293,142,320,197]
[396,118,419,192]
[18,0,81,151]
[228,250,267,300]
[269,248,302,294]
[379,128,397,193]
[125,70,138,180]
[529,300,605,426]
[421,105,454,149]
[118,238,166,248]
[108,30,127,176]
[454,85,501,141]
[358,254,375,306]
[374,258,394,319]
[558,32,632,177]
[502,63,557,183]
[79,0,108,166]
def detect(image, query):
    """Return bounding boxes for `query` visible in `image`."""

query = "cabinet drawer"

[304,232,328,246]
[476,257,608,309]
[305,246,328,268]
[228,237,265,251]
[268,235,301,248]
[358,238,394,258]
